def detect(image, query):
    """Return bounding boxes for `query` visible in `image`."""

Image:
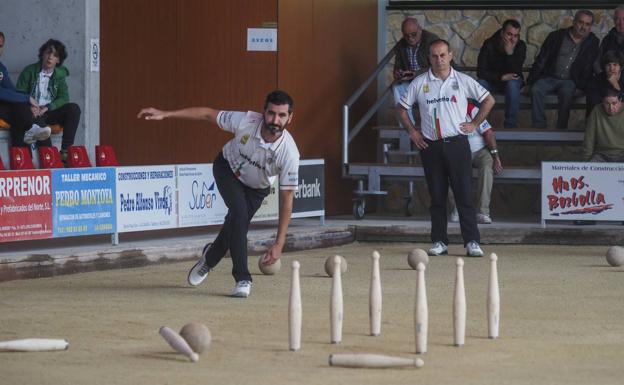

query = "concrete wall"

[0,0,99,158]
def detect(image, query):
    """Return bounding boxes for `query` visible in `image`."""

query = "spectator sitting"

[15,39,81,163]
[477,19,527,129]
[392,17,439,127]
[595,5,624,74]
[449,101,503,225]
[0,31,41,141]
[582,88,624,162]
[588,50,624,110]
[526,10,599,129]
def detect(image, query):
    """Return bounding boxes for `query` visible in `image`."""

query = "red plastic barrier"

[67,145,92,168]
[38,146,65,169]
[9,147,35,170]
[95,145,119,166]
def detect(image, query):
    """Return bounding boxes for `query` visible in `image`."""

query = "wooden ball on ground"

[606,246,624,267]
[407,248,429,269]
[179,322,212,354]
[324,255,347,277]
[258,257,281,275]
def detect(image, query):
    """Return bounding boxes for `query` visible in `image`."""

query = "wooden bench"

[457,66,587,110]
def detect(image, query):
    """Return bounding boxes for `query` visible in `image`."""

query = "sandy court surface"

[1,242,623,385]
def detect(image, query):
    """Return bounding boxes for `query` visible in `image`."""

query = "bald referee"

[397,39,494,257]
[138,90,300,297]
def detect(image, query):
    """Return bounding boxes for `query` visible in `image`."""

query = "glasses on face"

[404,31,419,39]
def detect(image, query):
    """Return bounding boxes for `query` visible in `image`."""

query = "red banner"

[0,170,53,242]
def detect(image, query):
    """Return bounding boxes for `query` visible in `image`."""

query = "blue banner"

[51,168,116,237]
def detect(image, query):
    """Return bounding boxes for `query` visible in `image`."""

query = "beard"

[264,121,287,136]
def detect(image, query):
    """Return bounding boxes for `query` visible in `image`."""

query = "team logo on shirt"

[452,81,459,90]
[240,134,250,145]
[423,84,429,93]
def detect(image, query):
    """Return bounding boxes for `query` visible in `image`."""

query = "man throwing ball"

[138,90,300,298]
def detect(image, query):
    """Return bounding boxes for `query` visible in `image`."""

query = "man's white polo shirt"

[217,110,300,190]
[400,68,490,140]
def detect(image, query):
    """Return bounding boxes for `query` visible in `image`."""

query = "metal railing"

[342,41,400,175]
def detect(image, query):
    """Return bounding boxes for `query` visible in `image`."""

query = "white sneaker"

[449,208,459,223]
[427,241,448,256]
[231,280,252,298]
[187,243,212,287]
[477,213,492,224]
[23,124,51,144]
[466,241,484,257]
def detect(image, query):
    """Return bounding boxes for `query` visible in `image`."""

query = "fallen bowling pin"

[329,353,424,369]
[159,326,199,362]
[0,338,69,352]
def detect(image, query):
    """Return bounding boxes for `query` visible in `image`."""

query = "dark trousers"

[9,102,81,150]
[0,100,22,128]
[420,135,480,246]
[205,152,270,282]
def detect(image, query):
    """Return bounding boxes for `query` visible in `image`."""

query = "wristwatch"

[489,149,499,156]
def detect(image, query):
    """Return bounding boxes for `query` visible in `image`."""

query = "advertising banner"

[177,164,228,227]
[51,168,116,237]
[0,170,53,242]
[541,162,624,221]
[116,166,177,232]
[292,159,324,218]
[251,177,279,222]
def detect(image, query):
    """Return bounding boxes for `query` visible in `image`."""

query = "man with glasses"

[393,17,439,126]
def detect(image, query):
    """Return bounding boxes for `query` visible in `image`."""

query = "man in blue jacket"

[0,32,43,144]
[527,10,599,129]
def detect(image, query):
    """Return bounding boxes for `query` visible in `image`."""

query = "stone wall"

[387,9,614,68]
[381,8,616,129]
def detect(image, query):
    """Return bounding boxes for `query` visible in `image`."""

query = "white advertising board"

[116,166,177,232]
[177,164,228,227]
[541,162,624,222]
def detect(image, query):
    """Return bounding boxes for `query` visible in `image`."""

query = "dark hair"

[428,39,451,53]
[602,87,621,100]
[0,31,4,40]
[601,50,624,70]
[38,39,68,65]
[574,9,594,23]
[264,90,294,113]
[502,19,521,30]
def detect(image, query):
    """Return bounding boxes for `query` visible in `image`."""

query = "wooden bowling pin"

[414,262,428,354]
[487,253,500,339]
[0,338,68,352]
[159,326,199,362]
[453,258,466,346]
[330,255,343,344]
[289,260,302,351]
[369,250,382,336]
[329,353,424,368]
